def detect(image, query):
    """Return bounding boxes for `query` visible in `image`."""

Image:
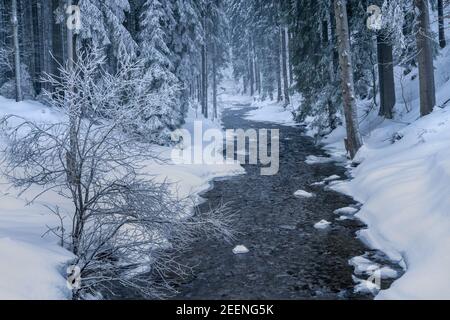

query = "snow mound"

[337,215,353,221]
[294,190,314,198]
[324,175,341,182]
[349,256,380,275]
[232,245,249,255]
[353,276,380,295]
[334,207,359,216]
[378,267,399,279]
[314,220,331,230]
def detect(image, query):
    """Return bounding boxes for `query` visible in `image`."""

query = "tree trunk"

[22,0,38,93]
[334,0,362,159]
[255,55,261,96]
[11,0,22,102]
[31,0,42,94]
[288,29,294,85]
[284,27,291,88]
[377,33,396,119]
[53,0,65,78]
[202,43,208,118]
[438,0,446,48]
[276,33,283,102]
[415,0,436,117]
[66,0,78,185]
[280,25,290,106]
[212,43,217,120]
[197,74,201,104]
[323,17,337,129]
[249,42,254,96]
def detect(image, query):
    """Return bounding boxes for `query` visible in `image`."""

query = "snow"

[0,97,75,299]
[232,245,249,255]
[305,155,334,165]
[314,220,331,230]
[334,207,359,216]
[353,276,380,295]
[0,94,244,299]
[324,175,341,182]
[379,267,398,280]
[293,190,314,198]
[322,36,450,299]
[336,216,352,221]
[349,256,380,275]
[243,94,300,127]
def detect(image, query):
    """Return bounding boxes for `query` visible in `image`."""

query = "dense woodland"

[1,0,448,154]
[0,0,449,298]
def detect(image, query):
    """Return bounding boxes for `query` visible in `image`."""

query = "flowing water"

[172,103,399,300]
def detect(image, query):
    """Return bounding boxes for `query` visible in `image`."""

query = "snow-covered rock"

[378,267,399,279]
[334,207,359,216]
[314,220,331,230]
[232,245,249,255]
[349,256,380,275]
[353,276,380,295]
[294,190,314,198]
[336,215,352,221]
[324,175,341,182]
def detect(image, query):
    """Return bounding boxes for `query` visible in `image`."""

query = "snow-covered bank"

[240,94,300,127]
[0,96,243,299]
[323,45,450,299]
[234,42,450,299]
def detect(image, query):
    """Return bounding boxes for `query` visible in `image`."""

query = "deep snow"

[324,39,450,300]
[0,95,243,299]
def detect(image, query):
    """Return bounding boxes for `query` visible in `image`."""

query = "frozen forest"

[0,0,449,302]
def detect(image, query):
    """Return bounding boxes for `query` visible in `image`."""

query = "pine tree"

[78,0,138,69]
[138,0,182,142]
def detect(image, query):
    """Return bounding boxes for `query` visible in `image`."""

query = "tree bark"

[288,29,294,85]
[415,0,436,117]
[212,43,217,120]
[201,7,208,118]
[377,33,396,119]
[11,0,22,102]
[53,0,65,74]
[280,25,290,106]
[249,39,254,96]
[438,0,446,48]
[334,0,362,159]
[276,33,283,102]
[66,0,78,185]
[22,0,38,93]
[201,42,208,118]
